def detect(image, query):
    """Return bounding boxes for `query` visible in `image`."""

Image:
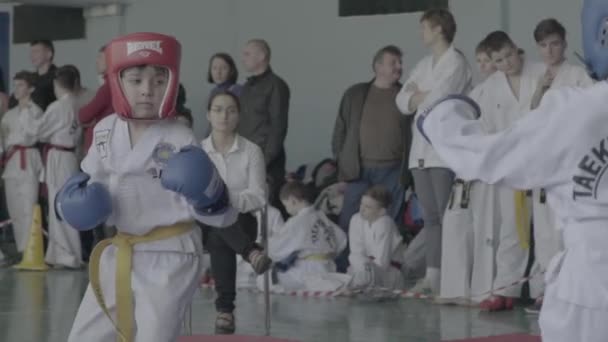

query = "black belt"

[448,179,472,209]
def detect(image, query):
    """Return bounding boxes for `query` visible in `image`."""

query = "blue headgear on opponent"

[582,0,608,80]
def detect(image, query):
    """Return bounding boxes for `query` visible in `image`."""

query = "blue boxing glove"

[160,145,230,216]
[55,172,112,231]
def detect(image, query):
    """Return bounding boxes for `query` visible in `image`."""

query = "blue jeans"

[336,163,405,272]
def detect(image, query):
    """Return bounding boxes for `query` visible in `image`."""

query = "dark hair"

[13,70,37,88]
[372,45,402,69]
[207,90,241,112]
[484,31,516,54]
[99,44,106,53]
[421,8,457,44]
[30,39,55,60]
[363,185,392,209]
[207,53,239,85]
[534,18,566,43]
[475,38,489,55]
[280,180,315,203]
[53,65,80,91]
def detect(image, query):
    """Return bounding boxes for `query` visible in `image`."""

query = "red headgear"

[105,32,181,120]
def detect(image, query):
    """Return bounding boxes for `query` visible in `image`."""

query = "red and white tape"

[200,270,543,302]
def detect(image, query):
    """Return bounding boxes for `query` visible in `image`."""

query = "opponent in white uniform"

[528,18,594,305]
[262,181,350,292]
[1,71,43,255]
[419,0,608,335]
[59,33,237,342]
[348,186,406,290]
[22,66,83,268]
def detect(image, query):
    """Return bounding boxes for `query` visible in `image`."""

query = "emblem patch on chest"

[152,142,176,166]
[95,129,111,159]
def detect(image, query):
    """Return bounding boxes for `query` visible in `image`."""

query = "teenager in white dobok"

[527,18,594,313]
[418,0,608,339]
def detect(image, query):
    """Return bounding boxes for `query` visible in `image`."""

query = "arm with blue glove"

[55,172,113,231]
[160,145,238,228]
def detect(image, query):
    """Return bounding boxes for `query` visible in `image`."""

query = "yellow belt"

[303,254,331,261]
[513,190,531,250]
[89,222,194,342]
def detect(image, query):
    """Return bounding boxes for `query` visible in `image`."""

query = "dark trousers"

[202,213,258,313]
[267,149,287,219]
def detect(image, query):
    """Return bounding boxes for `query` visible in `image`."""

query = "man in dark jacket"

[239,39,290,214]
[9,40,57,110]
[332,45,412,271]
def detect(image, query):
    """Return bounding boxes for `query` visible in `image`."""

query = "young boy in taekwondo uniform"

[347,185,406,290]
[261,181,350,292]
[57,32,238,342]
[418,1,608,339]
[22,65,84,268]
[1,71,43,258]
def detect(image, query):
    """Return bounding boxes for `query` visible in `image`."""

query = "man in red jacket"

[78,45,113,155]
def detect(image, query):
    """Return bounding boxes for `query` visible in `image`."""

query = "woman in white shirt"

[200,90,271,334]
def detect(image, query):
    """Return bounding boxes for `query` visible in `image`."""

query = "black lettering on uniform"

[573,190,593,200]
[592,138,608,164]
[579,155,602,177]
[572,175,595,191]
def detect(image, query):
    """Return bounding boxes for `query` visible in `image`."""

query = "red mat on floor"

[179,336,300,342]
[443,334,540,342]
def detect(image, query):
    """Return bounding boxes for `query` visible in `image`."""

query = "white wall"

[2,0,586,169]
[2,4,123,95]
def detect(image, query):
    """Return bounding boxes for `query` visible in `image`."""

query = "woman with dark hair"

[201,90,270,334]
[207,53,242,98]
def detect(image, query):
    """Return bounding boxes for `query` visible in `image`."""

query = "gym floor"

[0,269,540,342]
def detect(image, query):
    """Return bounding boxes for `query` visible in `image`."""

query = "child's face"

[120,65,169,119]
[13,80,33,101]
[476,52,496,79]
[281,196,300,217]
[420,20,441,46]
[537,34,566,67]
[359,195,385,223]
[207,94,239,134]
[491,45,523,76]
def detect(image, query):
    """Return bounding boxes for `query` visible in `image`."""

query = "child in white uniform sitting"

[260,181,350,292]
[348,185,406,290]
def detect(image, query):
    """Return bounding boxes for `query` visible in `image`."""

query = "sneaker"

[215,312,235,335]
[247,249,272,275]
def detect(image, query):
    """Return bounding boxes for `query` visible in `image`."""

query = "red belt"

[42,143,75,166]
[3,145,36,170]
